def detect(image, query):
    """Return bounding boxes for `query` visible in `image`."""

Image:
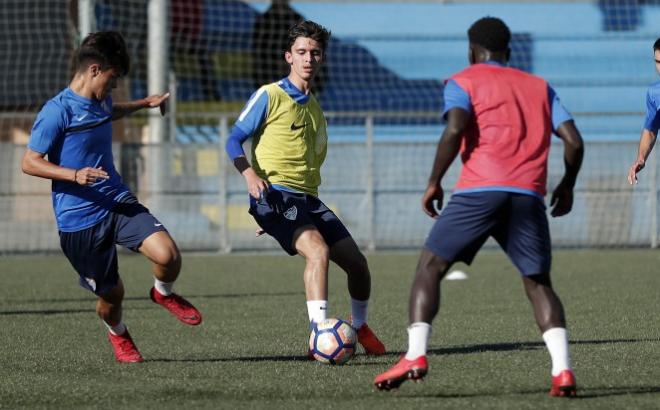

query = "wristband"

[234,157,251,174]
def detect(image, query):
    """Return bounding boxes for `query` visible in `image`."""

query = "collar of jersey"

[277,77,310,104]
[65,87,98,107]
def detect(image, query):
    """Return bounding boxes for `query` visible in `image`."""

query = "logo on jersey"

[290,122,307,131]
[76,113,89,121]
[283,205,298,221]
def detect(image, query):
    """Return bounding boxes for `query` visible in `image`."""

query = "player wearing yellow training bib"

[249,82,327,196]
[225,20,385,356]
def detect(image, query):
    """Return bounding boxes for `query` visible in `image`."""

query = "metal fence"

[1,111,657,254]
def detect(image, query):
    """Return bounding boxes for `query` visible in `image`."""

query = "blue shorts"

[59,194,167,295]
[249,189,351,255]
[424,191,551,276]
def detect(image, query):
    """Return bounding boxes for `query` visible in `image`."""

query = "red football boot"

[355,322,386,355]
[549,369,577,397]
[374,355,428,390]
[150,287,202,326]
[108,330,143,363]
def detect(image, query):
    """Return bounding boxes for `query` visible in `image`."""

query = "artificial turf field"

[1,249,659,409]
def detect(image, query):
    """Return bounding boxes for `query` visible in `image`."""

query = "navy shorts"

[249,189,351,255]
[424,191,552,276]
[59,193,167,295]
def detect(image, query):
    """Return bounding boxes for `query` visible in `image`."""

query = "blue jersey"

[28,88,129,232]
[443,62,573,133]
[643,80,660,133]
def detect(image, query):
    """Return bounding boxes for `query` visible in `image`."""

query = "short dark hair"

[468,17,511,52]
[74,31,130,76]
[654,38,660,51]
[286,20,331,53]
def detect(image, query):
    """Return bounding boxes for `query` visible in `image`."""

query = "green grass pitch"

[1,250,659,409]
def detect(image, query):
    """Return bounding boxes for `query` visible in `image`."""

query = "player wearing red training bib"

[374,17,584,397]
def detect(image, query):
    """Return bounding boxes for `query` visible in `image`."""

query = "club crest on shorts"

[85,277,97,292]
[283,205,298,220]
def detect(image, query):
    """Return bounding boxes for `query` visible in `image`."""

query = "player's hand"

[627,158,645,185]
[550,181,573,217]
[74,166,109,186]
[255,228,265,237]
[143,93,170,116]
[421,183,444,218]
[243,168,269,200]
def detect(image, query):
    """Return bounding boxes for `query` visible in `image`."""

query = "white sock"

[351,298,369,328]
[104,321,127,336]
[405,322,431,360]
[542,327,571,376]
[154,278,174,296]
[306,300,328,324]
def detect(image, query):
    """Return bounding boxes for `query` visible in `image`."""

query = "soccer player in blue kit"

[225,20,385,356]
[628,38,660,184]
[22,31,201,363]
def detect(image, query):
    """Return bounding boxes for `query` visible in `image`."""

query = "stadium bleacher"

[147,1,657,141]
[83,1,660,142]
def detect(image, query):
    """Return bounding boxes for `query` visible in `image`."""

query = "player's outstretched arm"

[21,148,109,185]
[551,120,584,217]
[111,92,170,120]
[422,108,469,218]
[628,129,657,185]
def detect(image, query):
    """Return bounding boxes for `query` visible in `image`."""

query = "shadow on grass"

[145,337,659,366]
[394,385,660,399]
[147,354,312,363]
[423,338,660,356]
[353,338,660,361]
[0,291,302,316]
[0,306,155,316]
[8,291,303,305]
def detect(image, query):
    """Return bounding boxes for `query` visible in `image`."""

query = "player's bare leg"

[329,237,369,300]
[329,237,384,354]
[294,226,330,302]
[141,231,202,325]
[97,278,125,330]
[409,249,451,323]
[294,226,330,359]
[140,231,181,283]
[375,249,450,390]
[523,273,576,397]
[98,278,143,362]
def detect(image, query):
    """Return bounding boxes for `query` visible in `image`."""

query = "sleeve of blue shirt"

[443,81,573,133]
[225,88,269,160]
[643,87,660,133]
[28,101,67,154]
[548,86,573,133]
[442,80,472,118]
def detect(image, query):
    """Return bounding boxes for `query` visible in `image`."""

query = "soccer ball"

[309,318,357,365]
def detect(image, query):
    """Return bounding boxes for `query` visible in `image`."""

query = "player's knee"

[307,242,330,266]
[153,245,181,271]
[417,249,449,279]
[349,251,369,276]
[100,281,125,304]
[525,272,552,288]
